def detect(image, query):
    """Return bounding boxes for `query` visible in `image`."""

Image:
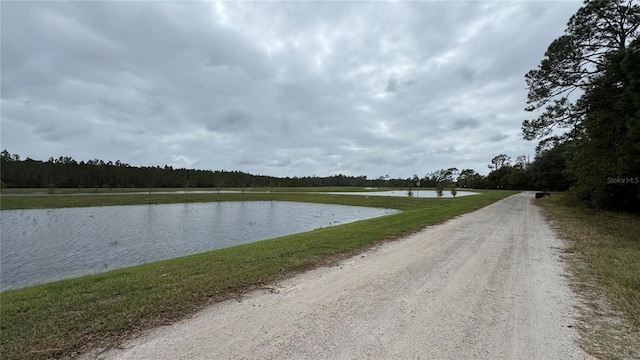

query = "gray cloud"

[1,1,584,177]
[452,117,481,129]
[489,133,510,142]
[385,77,398,93]
[207,108,253,133]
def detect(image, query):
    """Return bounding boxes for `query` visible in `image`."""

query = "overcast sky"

[1,0,583,178]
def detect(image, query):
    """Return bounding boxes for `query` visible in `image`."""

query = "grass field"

[0,187,331,194]
[0,187,469,211]
[537,195,640,358]
[0,186,391,197]
[0,189,516,360]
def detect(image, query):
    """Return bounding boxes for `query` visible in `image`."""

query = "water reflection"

[321,190,479,197]
[0,201,398,291]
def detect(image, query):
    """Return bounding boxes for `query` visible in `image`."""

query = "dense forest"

[0,151,378,189]
[521,0,639,212]
[0,148,569,192]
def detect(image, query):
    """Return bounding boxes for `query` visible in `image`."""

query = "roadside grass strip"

[537,195,640,358]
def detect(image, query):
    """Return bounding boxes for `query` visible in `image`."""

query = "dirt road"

[93,192,592,359]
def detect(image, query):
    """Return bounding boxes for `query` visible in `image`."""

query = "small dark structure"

[535,190,551,199]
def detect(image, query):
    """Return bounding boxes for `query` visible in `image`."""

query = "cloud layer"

[1,1,583,177]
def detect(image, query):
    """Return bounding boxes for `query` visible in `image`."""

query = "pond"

[0,201,398,291]
[321,190,479,198]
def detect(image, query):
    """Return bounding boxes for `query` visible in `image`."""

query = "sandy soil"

[90,192,593,359]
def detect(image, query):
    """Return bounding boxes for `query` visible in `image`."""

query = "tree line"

[522,0,639,212]
[0,149,567,192]
[0,151,374,189]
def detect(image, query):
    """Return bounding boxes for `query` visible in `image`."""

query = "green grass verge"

[0,186,392,195]
[536,195,640,357]
[0,189,517,360]
[0,188,471,211]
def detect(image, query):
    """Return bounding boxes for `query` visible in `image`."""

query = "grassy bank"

[0,191,355,210]
[537,195,640,358]
[0,186,390,196]
[0,190,516,360]
[0,187,463,211]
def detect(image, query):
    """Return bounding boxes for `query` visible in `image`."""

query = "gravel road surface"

[92,192,592,359]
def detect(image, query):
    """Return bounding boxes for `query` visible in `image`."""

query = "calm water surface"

[322,190,479,197]
[0,201,398,291]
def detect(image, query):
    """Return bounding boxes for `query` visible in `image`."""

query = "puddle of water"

[0,201,398,291]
